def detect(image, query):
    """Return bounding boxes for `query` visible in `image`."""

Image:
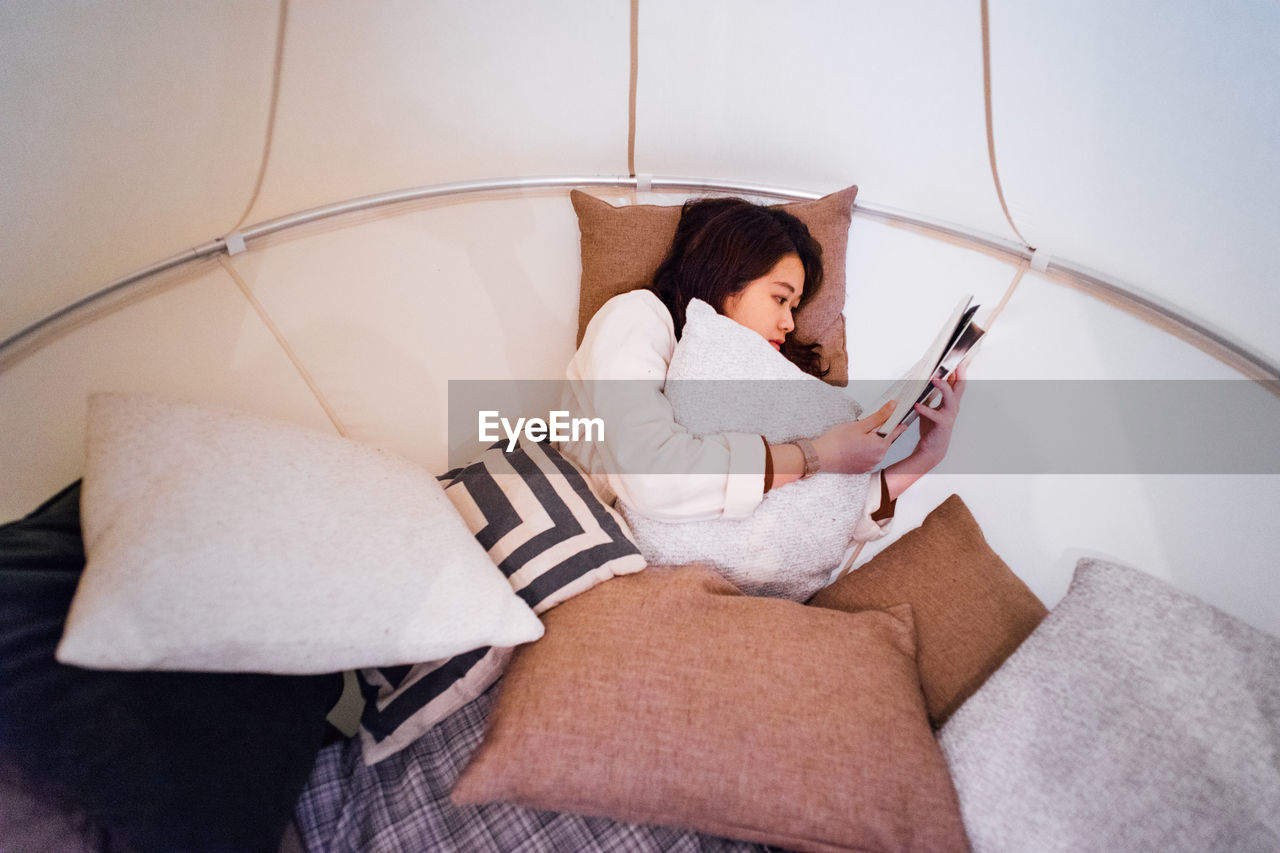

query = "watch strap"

[794,437,820,479]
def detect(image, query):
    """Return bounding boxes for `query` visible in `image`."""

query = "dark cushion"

[0,754,116,853]
[0,481,343,853]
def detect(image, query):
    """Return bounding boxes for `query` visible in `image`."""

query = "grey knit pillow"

[619,300,870,600]
[938,558,1280,852]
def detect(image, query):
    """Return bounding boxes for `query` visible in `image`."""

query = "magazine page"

[872,295,974,437]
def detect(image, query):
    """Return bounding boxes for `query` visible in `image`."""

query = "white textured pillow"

[620,299,870,600]
[938,559,1280,852]
[57,393,545,674]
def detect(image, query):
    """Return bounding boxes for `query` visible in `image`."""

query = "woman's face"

[721,253,805,351]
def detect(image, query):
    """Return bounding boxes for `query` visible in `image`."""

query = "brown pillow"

[808,495,1048,727]
[452,564,970,852]
[570,184,857,385]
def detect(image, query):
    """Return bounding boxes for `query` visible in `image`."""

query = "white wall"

[0,1,279,343]
[989,0,1280,366]
[5,1,1275,369]
[241,0,630,222]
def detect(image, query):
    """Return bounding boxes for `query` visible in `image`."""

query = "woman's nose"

[781,311,795,333]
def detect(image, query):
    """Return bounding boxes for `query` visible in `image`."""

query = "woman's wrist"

[764,441,805,492]
[811,433,841,472]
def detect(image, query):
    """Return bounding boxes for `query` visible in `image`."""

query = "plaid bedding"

[294,683,775,852]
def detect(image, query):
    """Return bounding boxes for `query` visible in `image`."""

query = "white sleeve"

[564,292,765,522]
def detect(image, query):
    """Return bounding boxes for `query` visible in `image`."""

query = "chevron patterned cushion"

[357,438,646,765]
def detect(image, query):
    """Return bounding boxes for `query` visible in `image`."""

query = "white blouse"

[557,289,891,541]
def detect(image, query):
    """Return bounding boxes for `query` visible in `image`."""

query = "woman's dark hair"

[649,197,828,378]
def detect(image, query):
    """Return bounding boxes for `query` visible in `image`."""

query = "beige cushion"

[808,495,1047,726]
[57,393,545,674]
[570,184,857,385]
[452,564,970,852]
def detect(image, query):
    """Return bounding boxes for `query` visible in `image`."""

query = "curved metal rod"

[1,174,1276,385]
[1036,258,1279,386]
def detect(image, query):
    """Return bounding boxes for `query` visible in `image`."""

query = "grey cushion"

[620,299,870,600]
[938,558,1280,853]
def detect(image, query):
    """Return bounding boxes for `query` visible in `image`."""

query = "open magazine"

[872,294,984,438]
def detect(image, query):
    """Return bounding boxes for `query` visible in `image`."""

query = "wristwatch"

[794,437,820,479]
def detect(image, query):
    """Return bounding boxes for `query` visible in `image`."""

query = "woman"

[558,196,965,542]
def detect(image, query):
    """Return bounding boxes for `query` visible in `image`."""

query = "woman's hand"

[911,362,968,468]
[881,363,968,503]
[813,401,908,474]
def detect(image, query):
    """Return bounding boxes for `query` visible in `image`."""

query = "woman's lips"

[770,340,783,351]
